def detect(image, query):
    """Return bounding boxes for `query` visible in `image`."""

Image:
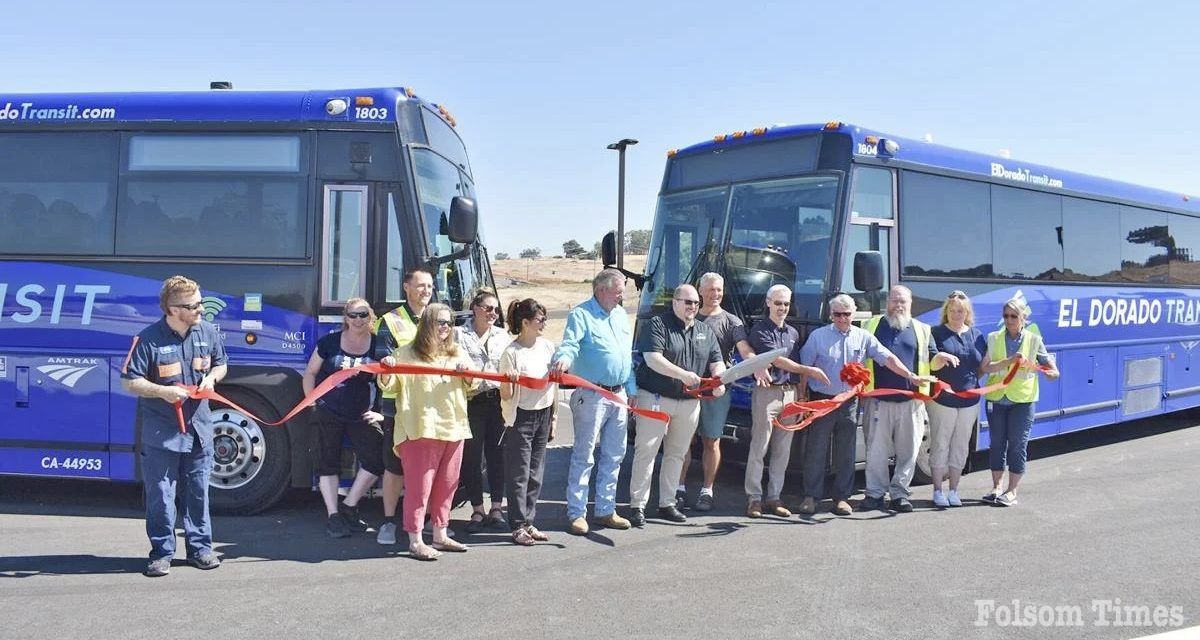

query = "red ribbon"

[171,362,668,434]
[772,356,1054,432]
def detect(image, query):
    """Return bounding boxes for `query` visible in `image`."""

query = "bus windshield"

[412,147,481,310]
[640,175,839,321]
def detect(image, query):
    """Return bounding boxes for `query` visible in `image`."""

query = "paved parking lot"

[2,414,1198,640]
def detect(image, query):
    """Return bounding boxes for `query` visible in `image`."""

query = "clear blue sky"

[4,1,1197,256]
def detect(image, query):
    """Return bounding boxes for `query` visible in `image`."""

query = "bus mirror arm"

[601,263,646,290]
[426,246,473,269]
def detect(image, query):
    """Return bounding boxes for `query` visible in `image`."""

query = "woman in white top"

[498,298,558,545]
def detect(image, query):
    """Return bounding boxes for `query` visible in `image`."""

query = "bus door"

[842,166,896,318]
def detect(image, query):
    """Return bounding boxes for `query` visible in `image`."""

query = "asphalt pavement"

[1,413,1198,640]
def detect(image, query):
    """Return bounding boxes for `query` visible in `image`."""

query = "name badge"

[192,356,211,371]
[157,362,183,378]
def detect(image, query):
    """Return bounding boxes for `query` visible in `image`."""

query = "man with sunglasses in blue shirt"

[121,276,227,577]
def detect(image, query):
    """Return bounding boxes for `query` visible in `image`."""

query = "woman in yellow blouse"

[379,303,475,561]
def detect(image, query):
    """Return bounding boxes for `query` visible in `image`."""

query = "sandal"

[486,508,508,530]
[525,524,549,542]
[431,538,469,553]
[511,527,535,546]
[408,543,441,562]
[465,511,487,534]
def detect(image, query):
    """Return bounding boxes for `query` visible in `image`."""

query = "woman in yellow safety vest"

[981,298,1060,507]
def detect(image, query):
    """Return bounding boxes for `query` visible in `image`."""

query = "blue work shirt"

[799,323,894,396]
[931,324,988,409]
[872,320,938,402]
[122,317,227,453]
[747,318,801,386]
[553,297,636,396]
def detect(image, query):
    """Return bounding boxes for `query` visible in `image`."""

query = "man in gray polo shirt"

[797,293,929,516]
[630,284,726,526]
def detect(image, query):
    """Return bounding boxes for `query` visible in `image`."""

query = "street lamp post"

[606,138,638,269]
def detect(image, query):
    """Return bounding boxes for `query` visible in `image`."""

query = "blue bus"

[617,121,1200,478]
[0,85,496,513]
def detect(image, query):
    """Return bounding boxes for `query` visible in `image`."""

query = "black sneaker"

[338,502,369,532]
[326,513,351,538]
[657,505,688,523]
[860,496,884,511]
[890,497,914,513]
[693,493,714,512]
[675,489,690,511]
[188,550,221,570]
[629,507,646,528]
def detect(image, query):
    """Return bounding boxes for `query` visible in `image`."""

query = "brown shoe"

[746,499,763,518]
[595,512,631,530]
[832,500,853,516]
[764,499,792,518]
[568,517,589,536]
[798,496,817,515]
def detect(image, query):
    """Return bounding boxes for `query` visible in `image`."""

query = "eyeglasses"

[770,300,791,307]
[1002,313,1020,319]
[345,311,370,319]
[948,290,967,299]
[171,301,203,311]
[533,316,547,324]
[831,311,853,318]
[434,319,453,327]
[476,304,497,313]
[674,298,700,307]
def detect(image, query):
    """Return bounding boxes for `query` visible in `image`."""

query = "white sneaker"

[947,490,962,507]
[376,521,397,545]
[932,490,949,507]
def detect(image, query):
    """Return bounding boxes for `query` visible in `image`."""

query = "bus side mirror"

[853,250,884,292]
[448,196,478,244]
[601,231,618,266]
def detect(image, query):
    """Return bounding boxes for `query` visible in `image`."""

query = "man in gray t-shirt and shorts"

[677,273,752,512]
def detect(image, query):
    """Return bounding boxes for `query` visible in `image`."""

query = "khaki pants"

[630,390,701,509]
[744,385,797,502]
[863,398,927,499]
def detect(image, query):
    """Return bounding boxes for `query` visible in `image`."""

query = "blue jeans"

[141,445,214,560]
[986,402,1034,474]
[567,388,629,519]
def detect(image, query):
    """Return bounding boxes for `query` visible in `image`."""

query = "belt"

[469,389,500,401]
[592,383,625,392]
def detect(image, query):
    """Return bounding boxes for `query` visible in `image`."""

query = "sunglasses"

[674,298,700,307]
[345,311,370,319]
[476,304,497,313]
[531,316,547,324]
[770,300,791,307]
[948,290,967,299]
[1002,313,1020,319]
[831,311,853,318]
[434,318,453,327]
[171,301,203,311]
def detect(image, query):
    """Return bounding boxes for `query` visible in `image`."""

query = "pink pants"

[397,438,465,534]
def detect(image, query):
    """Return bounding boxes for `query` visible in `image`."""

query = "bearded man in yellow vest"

[861,285,952,513]
[980,297,1059,507]
[374,268,434,545]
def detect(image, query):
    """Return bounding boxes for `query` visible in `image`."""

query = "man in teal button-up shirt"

[552,268,636,535]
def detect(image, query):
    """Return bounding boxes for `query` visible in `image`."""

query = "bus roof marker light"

[732,130,747,139]
[824,121,842,130]
[667,149,678,157]
[752,127,768,135]
[714,134,727,142]
[324,99,348,116]
[354,96,374,106]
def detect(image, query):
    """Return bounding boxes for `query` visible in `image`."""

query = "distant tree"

[580,250,598,260]
[494,252,510,260]
[562,239,586,258]
[625,229,651,254]
[519,247,541,259]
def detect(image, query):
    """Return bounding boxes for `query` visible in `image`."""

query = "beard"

[886,310,911,331]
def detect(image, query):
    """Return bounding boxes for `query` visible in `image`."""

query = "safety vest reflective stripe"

[376,307,418,399]
[984,330,1039,403]
[864,316,931,395]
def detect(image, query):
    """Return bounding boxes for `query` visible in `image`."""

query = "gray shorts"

[697,392,732,439]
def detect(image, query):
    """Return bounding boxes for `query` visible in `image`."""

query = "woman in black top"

[302,297,386,538]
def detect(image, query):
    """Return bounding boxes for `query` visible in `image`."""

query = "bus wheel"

[208,388,291,515]
[913,423,933,485]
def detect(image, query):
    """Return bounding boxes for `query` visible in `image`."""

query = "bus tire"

[913,416,933,485]
[208,387,291,515]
